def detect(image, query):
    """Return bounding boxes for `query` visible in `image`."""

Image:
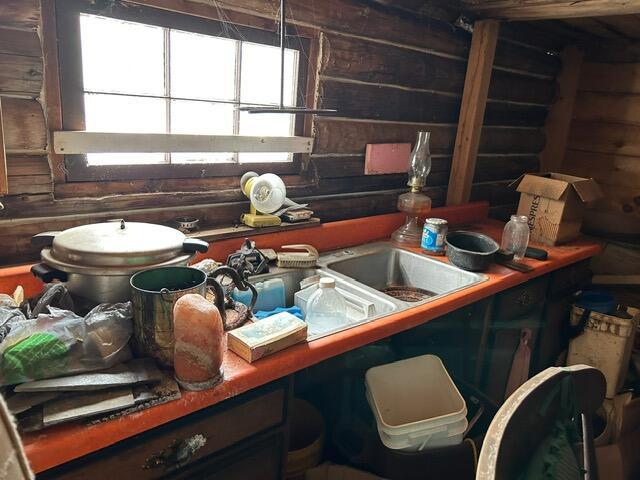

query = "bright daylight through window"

[79,13,299,166]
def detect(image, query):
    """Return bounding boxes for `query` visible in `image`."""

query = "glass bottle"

[305,278,347,337]
[391,132,433,246]
[501,215,530,260]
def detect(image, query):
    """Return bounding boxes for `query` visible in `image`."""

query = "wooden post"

[446,19,500,206]
[0,98,8,196]
[539,46,583,172]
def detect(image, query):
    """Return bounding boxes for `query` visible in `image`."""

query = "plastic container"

[232,278,285,312]
[305,278,347,338]
[365,354,467,452]
[501,215,530,260]
[567,306,639,398]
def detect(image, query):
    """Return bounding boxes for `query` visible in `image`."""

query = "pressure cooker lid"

[48,220,187,267]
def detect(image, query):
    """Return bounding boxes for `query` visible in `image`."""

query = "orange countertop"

[1,203,601,473]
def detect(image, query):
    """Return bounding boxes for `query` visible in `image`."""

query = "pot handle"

[31,232,61,248]
[183,238,209,254]
[211,266,258,313]
[206,277,227,323]
[31,263,68,283]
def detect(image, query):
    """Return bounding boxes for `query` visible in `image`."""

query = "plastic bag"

[0,307,25,343]
[27,283,75,318]
[0,302,133,386]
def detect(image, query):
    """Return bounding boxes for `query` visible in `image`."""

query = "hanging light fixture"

[238,0,337,115]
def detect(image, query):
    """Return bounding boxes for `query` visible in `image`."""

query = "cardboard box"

[509,172,602,246]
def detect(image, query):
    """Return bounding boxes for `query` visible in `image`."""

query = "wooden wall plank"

[0,27,41,57]
[320,34,555,104]
[6,156,50,176]
[318,79,546,126]
[568,121,640,158]
[494,40,562,77]
[579,62,640,94]
[0,53,43,96]
[462,0,640,20]
[1,97,47,152]
[0,0,40,27]
[573,91,640,126]
[312,118,545,155]
[447,20,501,206]
[539,46,583,172]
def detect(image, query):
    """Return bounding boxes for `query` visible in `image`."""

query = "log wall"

[561,43,640,237]
[0,0,563,264]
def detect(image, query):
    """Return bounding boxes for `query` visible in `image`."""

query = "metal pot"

[31,219,209,304]
[445,231,499,272]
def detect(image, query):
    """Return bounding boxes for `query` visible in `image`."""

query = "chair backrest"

[476,365,606,480]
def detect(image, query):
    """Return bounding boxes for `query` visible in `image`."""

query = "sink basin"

[321,243,487,304]
[243,242,486,341]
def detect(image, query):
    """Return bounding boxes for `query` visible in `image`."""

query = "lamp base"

[241,212,282,228]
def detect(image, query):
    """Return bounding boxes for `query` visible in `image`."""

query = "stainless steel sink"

[247,242,487,341]
[320,242,487,304]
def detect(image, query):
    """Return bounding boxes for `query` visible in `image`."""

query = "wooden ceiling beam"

[463,1,640,20]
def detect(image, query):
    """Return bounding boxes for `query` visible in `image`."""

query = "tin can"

[421,218,448,255]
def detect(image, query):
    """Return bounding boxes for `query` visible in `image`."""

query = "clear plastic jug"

[305,278,347,337]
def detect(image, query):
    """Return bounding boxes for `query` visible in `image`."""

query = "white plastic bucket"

[365,354,468,452]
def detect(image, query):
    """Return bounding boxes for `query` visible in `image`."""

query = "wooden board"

[0,0,40,27]
[573,91,640,126]
[447,20,500,206]
[0,27,41,57]
[579,62,640,94]
[0,53,43,96]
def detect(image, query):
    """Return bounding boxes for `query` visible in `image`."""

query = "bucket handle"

[159,280,227,323]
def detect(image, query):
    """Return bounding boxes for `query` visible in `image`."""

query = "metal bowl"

[445,231,499,272]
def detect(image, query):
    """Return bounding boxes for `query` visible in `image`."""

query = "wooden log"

[574,91,640,126]
[568,121,640,158]
[135,0,472,59]
[562,17,626,40]
[539,46,583,172]
[0,27,41,57]
[312,118,545,155]
[579,62,640,94]
[318,79,547,126]
[1,97,47,152]
[473,154,539,182]
[462,0,640,20]
[0,53,43,96]
[564,150,640,181]
[319,34,555,104]
[470,180,520,205]
[447,20,500,206]
[494,40,562,78]
[0,0,40,27]
[8,174,52,195]
[596,16,640,41]
[584,41,640,63]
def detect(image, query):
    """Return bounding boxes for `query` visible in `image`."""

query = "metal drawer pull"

[517,290,534,307]
[143,434,207,470]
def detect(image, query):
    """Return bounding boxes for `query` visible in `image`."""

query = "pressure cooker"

[31,220,209,304]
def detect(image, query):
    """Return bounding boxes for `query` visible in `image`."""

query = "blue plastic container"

[233,278,286,312]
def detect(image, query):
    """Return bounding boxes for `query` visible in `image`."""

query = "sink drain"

[382,286,437,302]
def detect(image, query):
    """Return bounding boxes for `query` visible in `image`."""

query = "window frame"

[55,0,311,182]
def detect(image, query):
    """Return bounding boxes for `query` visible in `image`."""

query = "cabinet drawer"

[494,277,549,322]
[42,382,287,480]
[548,260,591,298]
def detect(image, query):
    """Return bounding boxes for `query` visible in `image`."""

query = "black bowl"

[445,231,499,272]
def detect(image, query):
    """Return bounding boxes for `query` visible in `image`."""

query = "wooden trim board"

[0,98,8,196]
[447,19,500,206]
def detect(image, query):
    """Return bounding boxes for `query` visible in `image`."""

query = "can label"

[421,220,447,253]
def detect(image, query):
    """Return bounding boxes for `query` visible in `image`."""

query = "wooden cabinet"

[39,379,290,480]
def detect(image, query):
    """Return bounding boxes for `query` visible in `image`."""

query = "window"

[56,0,310,181]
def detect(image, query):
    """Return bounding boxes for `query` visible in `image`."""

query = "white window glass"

[80,14,164,96]
[240,43,298,106]
[170,31,237,101]
[84,93,166,133]
[171,100,235,163]
[238,111,293,163]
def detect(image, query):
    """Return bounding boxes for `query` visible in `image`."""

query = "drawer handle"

[143,434,207,470]
[517,291,533,307]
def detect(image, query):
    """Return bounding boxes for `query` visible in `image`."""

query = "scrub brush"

[277,244,319,268]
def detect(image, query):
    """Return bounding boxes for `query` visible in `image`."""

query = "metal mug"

[130,266,226,366]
